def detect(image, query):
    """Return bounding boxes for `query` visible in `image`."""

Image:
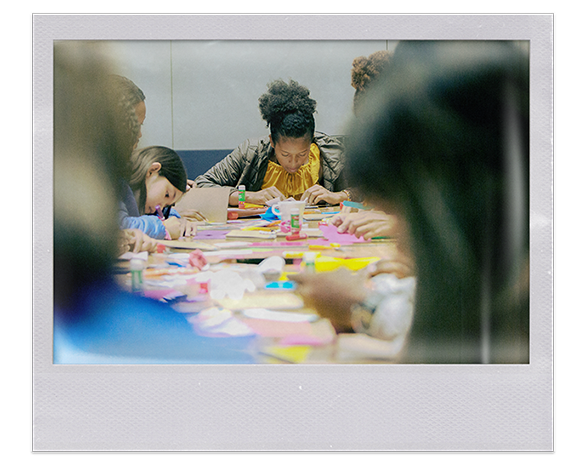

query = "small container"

[303,252,317,273]
[129,258,145,293]
[290,207,301,234]
[238,185,246,209]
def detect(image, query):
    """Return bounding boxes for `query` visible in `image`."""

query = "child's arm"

[119,202,166,240]
[120,215,166,240]
[167,208,180,219]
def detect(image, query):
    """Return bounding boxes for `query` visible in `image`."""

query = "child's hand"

[164,217,196,240]
[330,210,398,240]
[231,187,285,206]
[119,229,157,254]
[288,268,368,332]
[366,256,415,280]
[178,209,207,221]
[180,219,197,238]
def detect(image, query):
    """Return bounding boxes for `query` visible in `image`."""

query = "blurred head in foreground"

[346,41,529,363]
[53,41,134,311]
[52,42,254,364]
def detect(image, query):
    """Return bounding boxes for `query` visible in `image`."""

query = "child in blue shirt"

[120,145,196,240]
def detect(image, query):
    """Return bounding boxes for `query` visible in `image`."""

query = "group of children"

[111,50,400,254]
[53,40,530,364]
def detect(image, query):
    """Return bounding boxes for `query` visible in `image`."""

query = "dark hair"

[106,74,146,176]
[351,50,392,116]
[108,74,146,107]
[129,146,188,214]
[258,79,317,145]
[346,41,530,363]
[54,42,131,309]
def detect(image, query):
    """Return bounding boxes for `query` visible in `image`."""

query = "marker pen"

[155,205,165,221]
[156,205,171,240]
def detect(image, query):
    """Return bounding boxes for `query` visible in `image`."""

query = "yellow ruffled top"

[261,143,321,199]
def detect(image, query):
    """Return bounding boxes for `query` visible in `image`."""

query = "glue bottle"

[303,252,316,273]
[130,258,144,294]
[238,185,246,209]
[290,207,301,235]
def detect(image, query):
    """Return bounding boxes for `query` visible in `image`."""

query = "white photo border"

[33,14,553,451]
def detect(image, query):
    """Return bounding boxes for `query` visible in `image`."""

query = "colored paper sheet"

[260,208,279,221]
[248,241,304,247]
[319,223,370,244]
[241,318,314,338]
[157,240,218,251]
[276,228,323,238]
[261,345,313,363]
[242,308,316,323]
[194,229,231,240]
[226,229,277,239]
[189,307,256,338]
[217,292,304,311]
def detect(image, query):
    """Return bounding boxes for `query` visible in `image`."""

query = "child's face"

[144,164,183,215]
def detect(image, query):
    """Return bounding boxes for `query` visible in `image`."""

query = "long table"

[116,206,401,363]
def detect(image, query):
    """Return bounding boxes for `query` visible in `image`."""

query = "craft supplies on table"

[109,203,397,364]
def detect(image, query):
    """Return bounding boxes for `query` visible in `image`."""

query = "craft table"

[116,206,401,364]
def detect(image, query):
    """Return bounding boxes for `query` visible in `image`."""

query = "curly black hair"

[351,50,392,116]
[258,79,317,144]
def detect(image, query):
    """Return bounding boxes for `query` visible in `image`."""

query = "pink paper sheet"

[248,241,307,247]
[318,223,370,244]
[194,229,231,240]
[241,318,314,338]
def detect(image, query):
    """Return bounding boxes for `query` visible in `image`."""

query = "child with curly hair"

[351,50,392,116]
[330,50,400,241]
[195,79,355,206]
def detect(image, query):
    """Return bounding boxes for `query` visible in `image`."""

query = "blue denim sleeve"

[119,201,166,239]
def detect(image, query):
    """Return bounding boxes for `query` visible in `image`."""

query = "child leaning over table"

[292,40,530,364]
[119,145,201,240]
[289,230,416,361]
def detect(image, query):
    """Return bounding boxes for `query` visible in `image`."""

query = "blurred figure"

[54,41,130,306]
[107,74,147,150]
[290,50,415,358]
[346,40,530,363]
[100,72,156,253]
[106,74,202,233]
[53,41,254,363]
[351,50,393,117]
[332,50,399,241]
